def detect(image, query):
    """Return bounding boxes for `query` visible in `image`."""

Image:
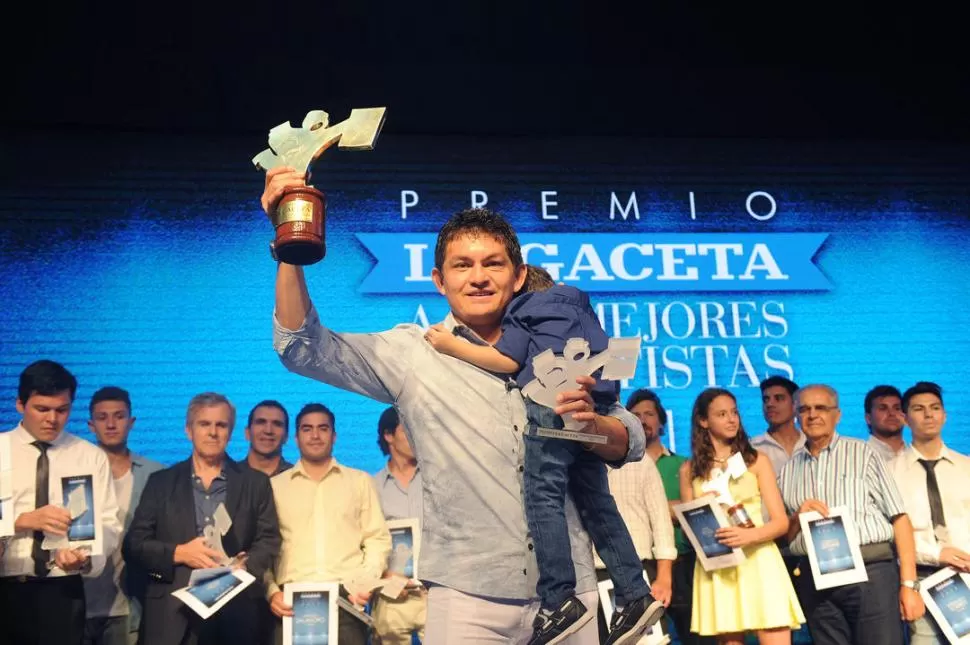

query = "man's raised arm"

[262,166,412,405]
[276,264,312,330]
[262,167,313,330]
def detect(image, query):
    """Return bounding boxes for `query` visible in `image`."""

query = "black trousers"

[793,557,905,645]
[0,574,86,645]
[667,553,716,645]
[177,592,261,645]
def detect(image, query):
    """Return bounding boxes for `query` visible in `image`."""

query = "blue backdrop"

[1,131,968,471]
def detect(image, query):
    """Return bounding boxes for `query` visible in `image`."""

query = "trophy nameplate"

[253,107,387,265]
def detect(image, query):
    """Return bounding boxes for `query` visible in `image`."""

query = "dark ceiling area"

[4,3,968,140]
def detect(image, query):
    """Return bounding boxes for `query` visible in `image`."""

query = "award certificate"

[674,497,746,571]
[799,506,868,590]
[921,567,970,644]
[386,518,420,581]
[283,582,339,645]
[171,568,255,619]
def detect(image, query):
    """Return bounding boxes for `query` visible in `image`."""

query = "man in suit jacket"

[123,392,281,645]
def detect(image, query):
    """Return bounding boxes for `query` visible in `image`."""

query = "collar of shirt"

[289,458,342,481]
[867,434,907,459]
[793,431,841,459]
[444,313,494,348]
[906,443,955,465]
[754,429,807,450]
[131,453,152,469]
[377,463,420,483]
[11,422,70,448]
[190,462,227,482]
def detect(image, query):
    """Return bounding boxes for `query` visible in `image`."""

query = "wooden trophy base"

[273,186,326,265]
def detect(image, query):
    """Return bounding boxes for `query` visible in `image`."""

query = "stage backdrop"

[1,128,968,470]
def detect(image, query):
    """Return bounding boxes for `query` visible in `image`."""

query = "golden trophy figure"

[253,107,386,265]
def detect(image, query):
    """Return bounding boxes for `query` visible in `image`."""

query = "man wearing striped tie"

[778,383,924,645]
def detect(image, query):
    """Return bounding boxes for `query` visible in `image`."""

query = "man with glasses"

[777,384,924,645]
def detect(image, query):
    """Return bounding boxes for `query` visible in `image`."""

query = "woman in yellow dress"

[678,387,804,644]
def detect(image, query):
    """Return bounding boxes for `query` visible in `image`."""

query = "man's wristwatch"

[901,579,920,592]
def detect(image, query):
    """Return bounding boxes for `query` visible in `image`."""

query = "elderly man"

[123,393,280,645]
[264,167,645,645]
[778,383,923,645]
[889,382,970,644]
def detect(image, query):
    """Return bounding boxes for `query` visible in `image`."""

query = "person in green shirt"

[627,389,715,645]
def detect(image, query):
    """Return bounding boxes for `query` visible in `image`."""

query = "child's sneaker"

[525,595,594,645]
[604,595,666,645]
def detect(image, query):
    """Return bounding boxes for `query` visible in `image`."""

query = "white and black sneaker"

[525,596,594,645]
[604,595,666,645]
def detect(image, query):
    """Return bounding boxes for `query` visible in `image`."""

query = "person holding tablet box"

[679,388,804,644]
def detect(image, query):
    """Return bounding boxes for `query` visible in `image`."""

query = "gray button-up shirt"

[274,307,644,600]
[374,466,424,521]
[191,466,227,537]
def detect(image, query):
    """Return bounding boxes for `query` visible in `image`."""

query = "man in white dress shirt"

[751,376,805,475]
[0,360,122,645]
[889,381,970,644]
[865,385,907,463]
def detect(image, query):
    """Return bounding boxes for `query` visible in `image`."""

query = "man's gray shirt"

[274,306,645,600]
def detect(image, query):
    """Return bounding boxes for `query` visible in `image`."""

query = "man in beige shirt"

[266,402,391,645]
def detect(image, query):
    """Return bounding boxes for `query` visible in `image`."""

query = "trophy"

[701,453,755,528]
[521,336,642,443]
[253,107,387,265]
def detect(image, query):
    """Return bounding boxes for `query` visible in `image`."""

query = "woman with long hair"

[678,388,804,644]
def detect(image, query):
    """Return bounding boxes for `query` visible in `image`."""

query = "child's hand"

[424,324,456,353]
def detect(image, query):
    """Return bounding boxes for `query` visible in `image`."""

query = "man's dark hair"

[295,403,335,431]
[89,386,131,417]
[759,376,799,396]
[902,381,944,412]
[864,385,903,414]
[625,388,668,428]
[18,360,78,403]
[247,400,289,432]
[377,406,400,456]
[434,208,522,272]
[520,265,555,294]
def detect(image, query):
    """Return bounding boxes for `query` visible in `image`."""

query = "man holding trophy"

[257,106,645,645]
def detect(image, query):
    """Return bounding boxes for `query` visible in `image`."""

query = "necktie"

[919,458,947,530]
[31,440,51,577]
